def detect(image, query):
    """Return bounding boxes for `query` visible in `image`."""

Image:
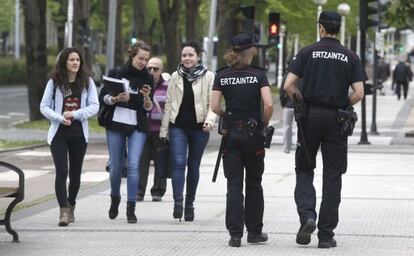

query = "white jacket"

[40,78,99,144]
[160,70,217,138]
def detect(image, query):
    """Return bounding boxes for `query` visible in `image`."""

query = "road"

[0,86,29,129]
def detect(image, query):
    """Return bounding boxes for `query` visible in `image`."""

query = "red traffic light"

[270,23,278,35]
[268,12,280,37]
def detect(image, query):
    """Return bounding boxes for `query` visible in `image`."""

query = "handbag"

[154,140,171,178]
[97,104,110,127]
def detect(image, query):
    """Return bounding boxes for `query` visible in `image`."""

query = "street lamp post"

[206,0,217,70]
[337,3,351,46]
[105,0,117,74]
[66,0,74,47]
[313,0,327,41]
[277,24,286,87]
[14,0,20,59]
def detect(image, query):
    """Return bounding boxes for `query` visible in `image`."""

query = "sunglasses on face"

[148,67,160,72]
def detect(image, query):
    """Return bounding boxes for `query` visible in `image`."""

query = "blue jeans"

[106,129,146,202]
[169,127,209,203]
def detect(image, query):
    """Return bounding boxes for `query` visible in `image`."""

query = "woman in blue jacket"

[40,47,99,226]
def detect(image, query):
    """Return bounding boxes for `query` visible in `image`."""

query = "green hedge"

[0,56,54,85]
[0,57,27,84]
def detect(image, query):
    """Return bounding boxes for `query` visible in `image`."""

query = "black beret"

[317,11,341,27]
[231,33,258,51]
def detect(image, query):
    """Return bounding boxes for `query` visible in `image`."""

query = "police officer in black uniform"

[211,33,273,248]
[284,11,365,249]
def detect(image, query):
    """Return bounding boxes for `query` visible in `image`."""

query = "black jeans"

[138,133,167,198]
[396,82,408,100]
[50,125,87,207]
[294,106,347,241]
[222,128,265,238]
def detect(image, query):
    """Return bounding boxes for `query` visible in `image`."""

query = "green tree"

[388,0,414,28]
[185,0,202,43]
[23,0,48,121]
[159,0,183,73]
[49,0,67,52]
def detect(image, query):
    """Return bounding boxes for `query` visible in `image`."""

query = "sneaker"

[137,195,144,202]
[318,238,337,248]
[152,196,162,202]
[296,218,316,245]
[228,237,241,247]
[247,232,268,243]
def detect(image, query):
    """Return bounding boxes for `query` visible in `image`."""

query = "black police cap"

[231,33,259,51]
[317,11,341,27]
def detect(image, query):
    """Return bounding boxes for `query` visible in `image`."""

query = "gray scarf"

[177,62,207,82]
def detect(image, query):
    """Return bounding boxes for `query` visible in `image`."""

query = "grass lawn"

[0,139,44,149]
[0,117,104,150]
[15,117,105,134]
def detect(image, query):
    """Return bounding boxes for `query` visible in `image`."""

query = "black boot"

[109,196,121,220]
[173,201,183,221]
[126,202,137,223]
[184,202,194,221]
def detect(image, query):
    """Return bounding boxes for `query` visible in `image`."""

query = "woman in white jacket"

[160,42,216,222]
[40,47,99,226]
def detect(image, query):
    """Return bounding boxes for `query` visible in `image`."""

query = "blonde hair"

[128,40,151,59]
[223,48,253,69]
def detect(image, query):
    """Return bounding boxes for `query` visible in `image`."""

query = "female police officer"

[284,11,365,249]
[211,33,273,247]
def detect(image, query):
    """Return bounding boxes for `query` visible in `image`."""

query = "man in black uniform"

[284,11,365,249]
[211,33,273,248]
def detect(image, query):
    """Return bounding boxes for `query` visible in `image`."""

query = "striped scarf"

[176,62,207,82]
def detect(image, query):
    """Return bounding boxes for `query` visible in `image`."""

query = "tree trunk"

[185,0,201,43]
[133,0,149,43]
[158,0,183,73]
[50,0,66,52]
[216,0,240,68]
[115,0,124,66]
[22,0,48,121]
[73,0,92,70]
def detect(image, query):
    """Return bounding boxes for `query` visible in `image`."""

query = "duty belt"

[308,105,338,117]
[229,119,264,136]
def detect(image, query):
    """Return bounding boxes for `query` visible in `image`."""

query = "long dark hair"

[49,47,89,93]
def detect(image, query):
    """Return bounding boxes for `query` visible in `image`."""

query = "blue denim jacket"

[40,78,99,144]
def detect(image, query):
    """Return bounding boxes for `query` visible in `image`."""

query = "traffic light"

[360,0,390,31]
[240,5,255,20]
[240,5,255,35]
[268,12,280,45]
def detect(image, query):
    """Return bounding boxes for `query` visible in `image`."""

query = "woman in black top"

[40,47,99,226]
[99,41,154,223]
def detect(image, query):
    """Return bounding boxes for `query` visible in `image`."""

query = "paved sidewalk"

[1,79,413,255]
[1,144,414,255]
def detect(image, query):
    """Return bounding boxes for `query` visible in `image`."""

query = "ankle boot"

[109,196,121,220]
[173,201,183,221]
[184,202,194,221]
[58,207,70,226]
[126,202,137,223]
[67,202,76,223]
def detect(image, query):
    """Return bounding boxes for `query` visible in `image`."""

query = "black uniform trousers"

[222,127,265,238]
[294,106,347,242]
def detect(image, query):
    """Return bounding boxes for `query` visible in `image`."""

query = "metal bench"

[0,161,24,242]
